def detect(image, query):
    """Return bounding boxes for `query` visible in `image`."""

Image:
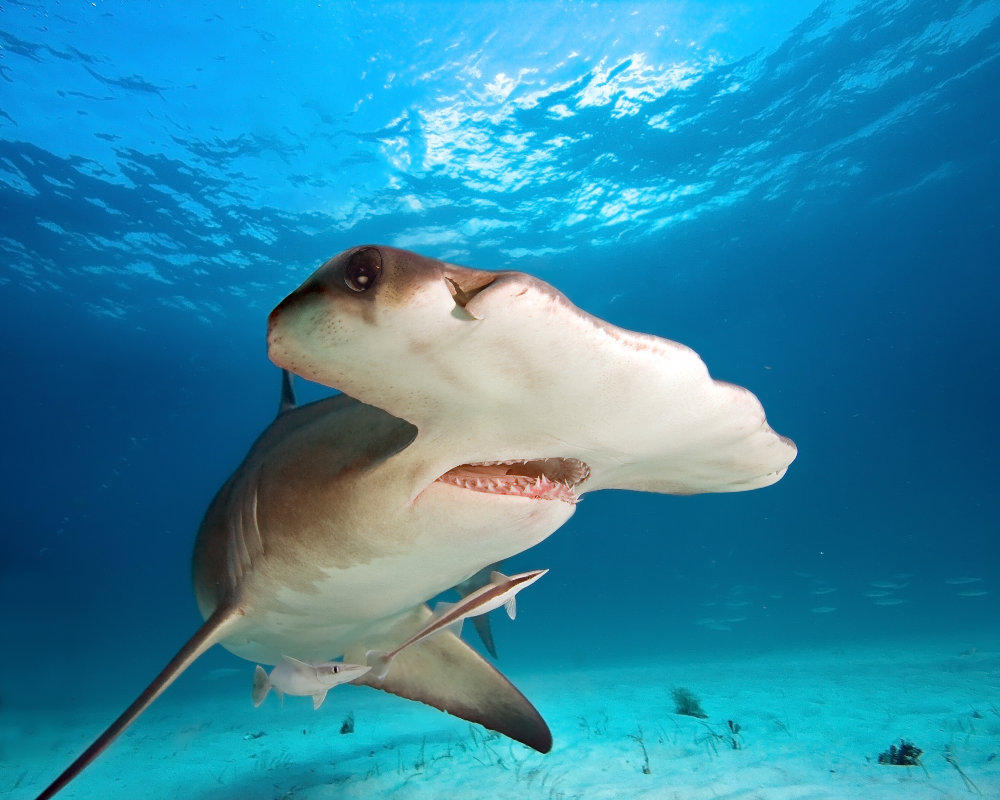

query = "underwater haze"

[2,1,999,799]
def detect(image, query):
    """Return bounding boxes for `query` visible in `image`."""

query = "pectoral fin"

[346,606,551,753]
[35,604,244,800]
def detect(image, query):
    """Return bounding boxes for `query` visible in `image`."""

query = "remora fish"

[366,569,547,679]
[453,561,504,658]
[252,656,371,709]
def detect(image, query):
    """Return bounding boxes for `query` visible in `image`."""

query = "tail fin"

[251,665,271,707]
[34,604,242,800]
[365,649,393,681]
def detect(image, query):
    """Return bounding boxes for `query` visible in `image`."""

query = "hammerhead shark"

[35,245,795,798]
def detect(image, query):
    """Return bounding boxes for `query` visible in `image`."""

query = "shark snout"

[269,281,326,329]
[267,281,329,368]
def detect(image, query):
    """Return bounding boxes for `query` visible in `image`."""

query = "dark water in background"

[1,0,998,709]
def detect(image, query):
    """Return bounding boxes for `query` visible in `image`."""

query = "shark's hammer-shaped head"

[267,244,591,505]
[268,244,796,503]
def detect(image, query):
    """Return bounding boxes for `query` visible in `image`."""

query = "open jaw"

[435,458,590,504]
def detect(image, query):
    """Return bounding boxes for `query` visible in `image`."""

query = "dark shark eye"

[344,248,382,292]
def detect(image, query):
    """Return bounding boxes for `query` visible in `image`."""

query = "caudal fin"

[34,604,242,800]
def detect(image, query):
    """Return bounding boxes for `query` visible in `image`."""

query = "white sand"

[7,633,998,800]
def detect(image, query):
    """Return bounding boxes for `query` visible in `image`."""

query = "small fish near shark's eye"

[344,247,382,293]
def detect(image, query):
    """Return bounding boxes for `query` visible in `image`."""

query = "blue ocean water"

[2,0,998,793]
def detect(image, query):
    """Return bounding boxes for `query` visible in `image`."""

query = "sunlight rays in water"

[1,1,997,322]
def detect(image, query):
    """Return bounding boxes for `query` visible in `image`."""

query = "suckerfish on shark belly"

[252,655,371,710]
[366,569,547,679]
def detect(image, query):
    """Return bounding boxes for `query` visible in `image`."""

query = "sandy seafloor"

[8,633,998,800]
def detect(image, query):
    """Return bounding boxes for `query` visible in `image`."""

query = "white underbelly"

[218,483,574,664]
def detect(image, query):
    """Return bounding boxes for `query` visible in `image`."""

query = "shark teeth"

[435,458,589,504]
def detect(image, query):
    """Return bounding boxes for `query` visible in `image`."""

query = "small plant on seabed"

[414,737,427,772]
[628,726,651,775]
[578,710,609,736]
[772,714,792,737]
[726,719,743,750]
[339,711,355,734]
[671,687,708,719]
[694,720,741,755]
[877,739,922,766]
[944,745,983,795]
[466,723,505,766]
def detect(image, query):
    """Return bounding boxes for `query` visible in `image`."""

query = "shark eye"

[344,248,382,293]
[332,665,340,673]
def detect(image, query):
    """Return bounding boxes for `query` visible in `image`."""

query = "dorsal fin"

[278,369,297,416]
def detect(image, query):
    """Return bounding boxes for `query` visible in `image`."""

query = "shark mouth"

[436,458,590,504]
